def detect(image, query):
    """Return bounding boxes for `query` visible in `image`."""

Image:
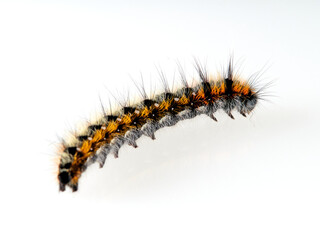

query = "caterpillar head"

[242,91,258,114]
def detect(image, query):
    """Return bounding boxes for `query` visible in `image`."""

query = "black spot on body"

[188,102,196,110]
[77,135,88,141]
[115,124,125,133]
[106,115,117,121]
[65,146,77,155]
[122,107,135,114]
[159,92,174,100]
[88,125,102,131]
[129,115,140,126]
[58,171,71,185]
[89,143,95,152]
[149,109,160,119]
[133,114,148,127]
[168,107,177,115]
[247,90,252,97]
[59,162,72,169]
[143,99,155,107]
[103,132,109,138]
[225,78,233,96]
[164,92,174,100]
[182,87,193,96]
[202,82,211,96]
[168,101,179,115]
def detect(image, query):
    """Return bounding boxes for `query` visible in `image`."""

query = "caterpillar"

[57,60,264,192]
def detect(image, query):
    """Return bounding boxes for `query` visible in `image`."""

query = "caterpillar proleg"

[57,59,265,192]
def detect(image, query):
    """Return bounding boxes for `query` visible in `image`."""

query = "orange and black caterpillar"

[57,60,262,192]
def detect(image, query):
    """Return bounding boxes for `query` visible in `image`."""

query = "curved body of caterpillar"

[57,62,260,192]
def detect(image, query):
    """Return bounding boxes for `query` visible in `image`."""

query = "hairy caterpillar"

[57,60,264,192]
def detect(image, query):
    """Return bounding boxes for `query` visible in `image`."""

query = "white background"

[0,0,319,239]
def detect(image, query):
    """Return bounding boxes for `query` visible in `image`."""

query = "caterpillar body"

[57,61,261,192]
